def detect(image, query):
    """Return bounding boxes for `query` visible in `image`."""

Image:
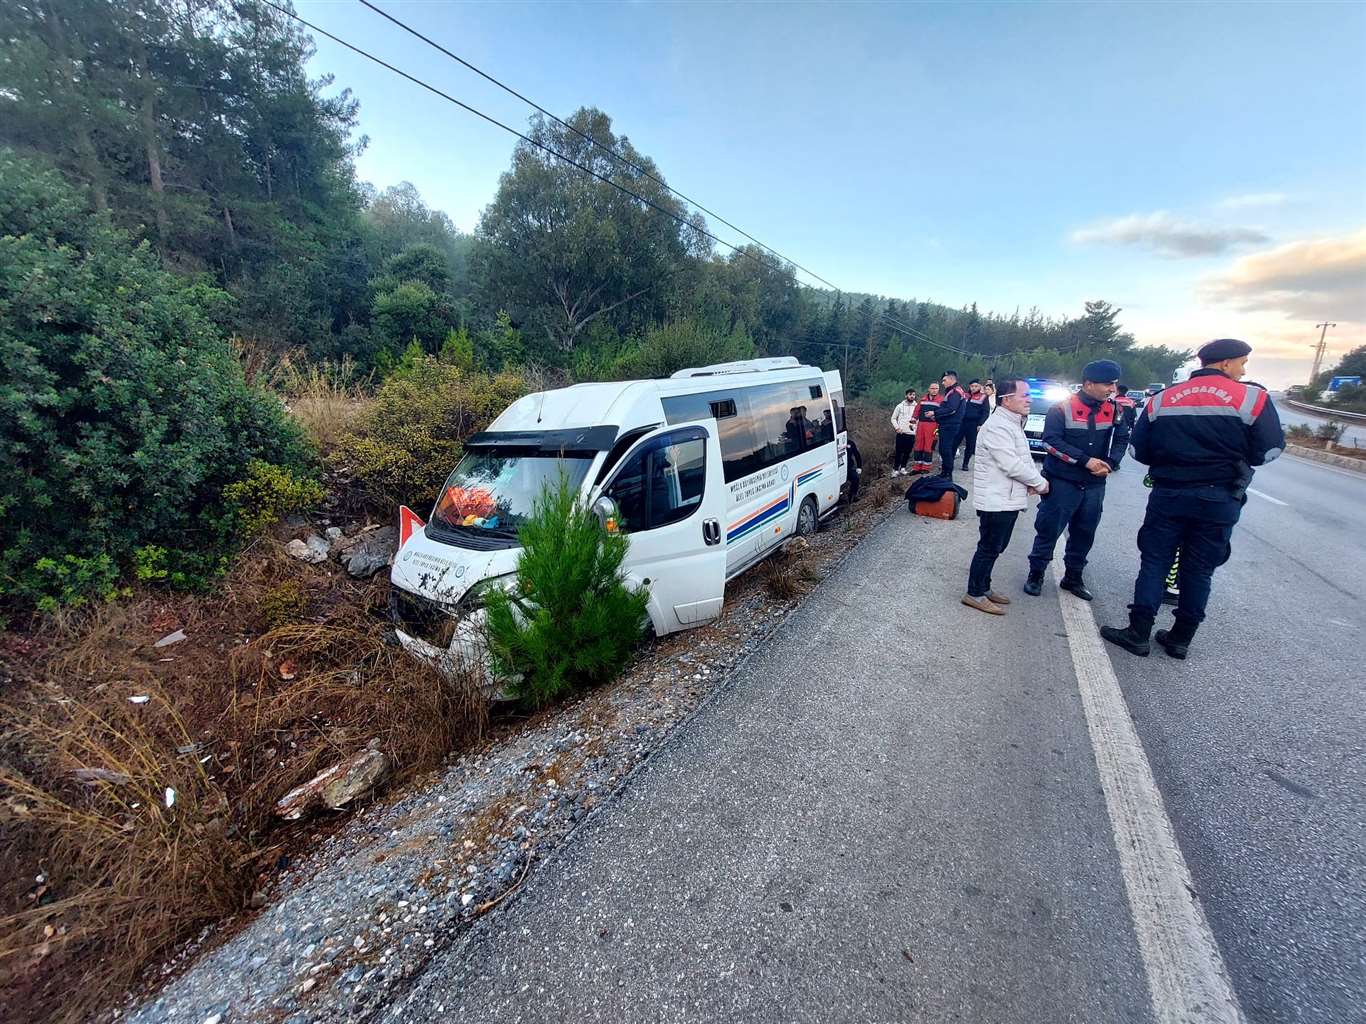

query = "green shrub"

[0,149,314,611]
[223,461,326,537]
[25,554,123,613]
[1285,423,1314,443]
[484,476,649,707]
[610,319,753,380]
[129,544,229,591]
[438,326,475,370]
[331,357,527,511]
[1316,421,1346,443]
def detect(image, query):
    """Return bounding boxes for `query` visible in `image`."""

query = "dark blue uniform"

[936,384,967,480]
[1027,392,1130,576]
[956,392,991,470]
[1126,369,1284,631]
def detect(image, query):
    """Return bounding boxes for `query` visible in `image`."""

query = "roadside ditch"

[118,477,902,1024]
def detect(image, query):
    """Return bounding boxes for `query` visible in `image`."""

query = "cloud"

[1069,211,1270,258]
[1202,230,1366,321]
[1217,192,1291,210]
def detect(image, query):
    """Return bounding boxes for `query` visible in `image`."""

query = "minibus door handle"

[703,518,721,546]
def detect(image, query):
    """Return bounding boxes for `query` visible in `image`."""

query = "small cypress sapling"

[484,475,649,706]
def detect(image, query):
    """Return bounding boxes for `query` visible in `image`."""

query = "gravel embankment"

[121,487,898,1024]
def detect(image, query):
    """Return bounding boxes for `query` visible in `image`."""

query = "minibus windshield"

[431,452,594,535]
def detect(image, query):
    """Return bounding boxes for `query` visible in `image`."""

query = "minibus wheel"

[795,496,819,537]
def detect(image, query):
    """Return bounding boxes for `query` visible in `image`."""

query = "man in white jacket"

[889,388,918,476]
[963,378,1050,615]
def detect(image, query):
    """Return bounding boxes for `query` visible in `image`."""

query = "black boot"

[1100,609,1154,657]
[1023,568,1044,596]
[1155,618,1198,660]
[1059,570,1093,602]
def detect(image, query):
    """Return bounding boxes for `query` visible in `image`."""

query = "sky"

[300,0,1366,388]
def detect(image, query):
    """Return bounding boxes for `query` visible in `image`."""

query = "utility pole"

[1310,321,1336,384]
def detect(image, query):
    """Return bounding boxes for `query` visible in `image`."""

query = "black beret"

[1198,338,1252,364]
[943,369,958,378]
[1082,359,1122,382]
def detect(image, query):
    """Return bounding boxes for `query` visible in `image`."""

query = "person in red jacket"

[910,383,941,473]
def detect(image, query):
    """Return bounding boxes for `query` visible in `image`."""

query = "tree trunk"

[135,45,170,249]
[43,1,106,211]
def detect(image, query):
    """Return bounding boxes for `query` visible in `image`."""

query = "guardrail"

[1283,398,1366,424]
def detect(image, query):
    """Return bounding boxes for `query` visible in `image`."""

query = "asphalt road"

[384,451,1364,1024]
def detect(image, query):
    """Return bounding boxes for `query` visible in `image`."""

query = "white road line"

[1247,487,1288,506]
[1052,564,1245,1024]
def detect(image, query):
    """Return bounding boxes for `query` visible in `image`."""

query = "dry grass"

[759,542,822,601]
[0,546,487,1024]
[844,399,897,482]
[282,358,374,455]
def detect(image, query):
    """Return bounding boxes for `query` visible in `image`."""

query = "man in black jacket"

[957,379,991,471]
[1102,339,1284,659]
[1023,360,1129,600]
[936,370,968,481]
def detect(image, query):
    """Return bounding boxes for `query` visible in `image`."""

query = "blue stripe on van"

[727,490,791,543]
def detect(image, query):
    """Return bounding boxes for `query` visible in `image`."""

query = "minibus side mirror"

[592,496,621,534]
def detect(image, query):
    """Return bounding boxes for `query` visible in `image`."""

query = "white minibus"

[388,358,847,659]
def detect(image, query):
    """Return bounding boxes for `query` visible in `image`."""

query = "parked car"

[1145,382,1165,396]
[388,358,849,667]
[1023,378,1070,458]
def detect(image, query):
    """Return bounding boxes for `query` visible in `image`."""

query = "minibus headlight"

[463,572,517,608]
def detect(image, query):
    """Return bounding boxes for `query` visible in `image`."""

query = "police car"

[1023,378,1071,458]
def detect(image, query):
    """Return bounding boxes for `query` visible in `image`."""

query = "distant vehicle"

[1171,359,1199,386]
[1285,384,1306,398]
[387,357,847,669]
[1023,378,1070,458]
[1145,382,1165,396]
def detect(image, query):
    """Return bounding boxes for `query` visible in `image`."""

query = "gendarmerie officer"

[936,370,968,481]
[1023,359,1130,600]
[1101,338,1285,659]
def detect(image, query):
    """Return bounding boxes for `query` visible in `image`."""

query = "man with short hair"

[1022,359,1130,600]
[935,370,968,480]
[962,378,1049,615]
[1102,339,1284,659]
[889,388,918,477]
[957,379,991,471]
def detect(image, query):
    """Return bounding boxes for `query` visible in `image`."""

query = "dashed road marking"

[1052,563,1245,1024]
[1247,487,1288,506]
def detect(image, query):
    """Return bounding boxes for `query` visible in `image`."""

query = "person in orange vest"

[910,383,941,474]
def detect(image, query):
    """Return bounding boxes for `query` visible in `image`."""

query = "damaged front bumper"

[387,586,509,698]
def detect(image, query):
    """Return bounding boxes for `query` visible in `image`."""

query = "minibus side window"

[605,431,707,532]
[830,389,846,434]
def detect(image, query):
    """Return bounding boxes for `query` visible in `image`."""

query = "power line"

[357,0,842,293]
[256,0,810,286]
[877,310,979,359]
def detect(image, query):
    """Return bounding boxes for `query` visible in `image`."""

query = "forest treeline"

[1,0,1188,396]
[1,0,1194,611]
